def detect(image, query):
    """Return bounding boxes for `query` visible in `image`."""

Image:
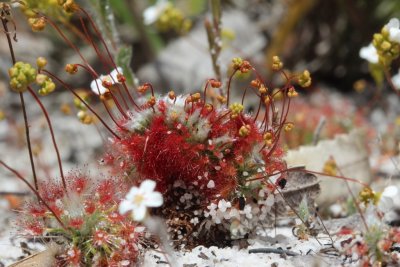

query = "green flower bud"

[8,62,37,93]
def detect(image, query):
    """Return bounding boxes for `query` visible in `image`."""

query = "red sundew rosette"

[106,96,287,203]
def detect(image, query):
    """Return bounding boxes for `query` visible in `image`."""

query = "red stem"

[44,15,97,75]
[79,7,141,109]
[384,69,400,97]
[27,87,66,190]
[78,17,131,112]
[78,16,111,71]
[0,160,67,230]
[226,70,238,106]
[43,70,121,139]
[1,17,39,190]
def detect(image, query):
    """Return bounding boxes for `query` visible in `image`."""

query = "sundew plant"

[1,0,400,266]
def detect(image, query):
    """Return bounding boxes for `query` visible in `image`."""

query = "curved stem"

[27,87,66,190]
[226,70,237,106]
[0,160,67,230]
[44,15,97,75]
[1,17,39,190]
[80,6,139,110]
[384,69,400,97]
[43,70,121,140]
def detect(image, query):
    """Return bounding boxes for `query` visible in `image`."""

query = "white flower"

[119,179,163,221]
[378,185,399,213]
[392,69,400,90]
[386,18,400,43]
[143,0,169,25]
[90,67,122,95]
[359,43,379,64]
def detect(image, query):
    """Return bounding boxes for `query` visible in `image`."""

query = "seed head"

[28,17,46,32]
[65,64,78,74]
[298,70,312,88]
[8,62,37,93]
[271,56,283,71]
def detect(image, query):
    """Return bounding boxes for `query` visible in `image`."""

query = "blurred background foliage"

[2,0,400,92]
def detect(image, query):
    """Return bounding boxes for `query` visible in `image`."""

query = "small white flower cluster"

[387,18,400,43]
[359,43,379,64]
[360,18,400,64]
[203,191,281,239]
[359,18,400,89]
[143,0,169,25]
[384,18,400,89]
[90,67,123,95]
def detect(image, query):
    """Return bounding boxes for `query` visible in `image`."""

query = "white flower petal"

[143,6,159,25]
[132,204,147,221]
[90,78,107,95]
[126,187,140,200]
[392,70,400,90]
[387,18,399,29]
[119,200,132,214]
[143,0,169,25]
[110,67,123,81]
[359,43,379,64]
[382,185,399,198]
[140,179,157,194]
[389,28,400,43]
[145,192,163,207]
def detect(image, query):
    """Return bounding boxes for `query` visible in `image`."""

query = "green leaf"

[89,0,120,46]
[117,46,136,87]
[298,196,310,222]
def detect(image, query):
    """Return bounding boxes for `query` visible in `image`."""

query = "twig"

[248,248,299,256]
[0,160,67,230]
[1,15,39,190]
[205,0,222,83]
[312,116,326,145]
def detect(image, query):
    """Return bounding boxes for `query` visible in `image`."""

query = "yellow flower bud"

[284,123,294,132]
[263,131,273,146]
[381,41,391,51]
[148,96,156,107]
[322,158,337,176]
[287,87,298,97]
[239,124,251,137]
[259,85,268,94]
[168,90,176,100]
[65,64,78,74]
[271,56,283,71]
[36,74,47,85]
[217,95,227,104]
[28,17,46,32]
[8,62,37,93]
[63,0,78,13]
[298,70,312,88]
[191,92,201,102]
[232,57,243,70]
[36,57,47,69]
[77,110,93,125]
[359,187,380,206]
[229,103,244,118]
